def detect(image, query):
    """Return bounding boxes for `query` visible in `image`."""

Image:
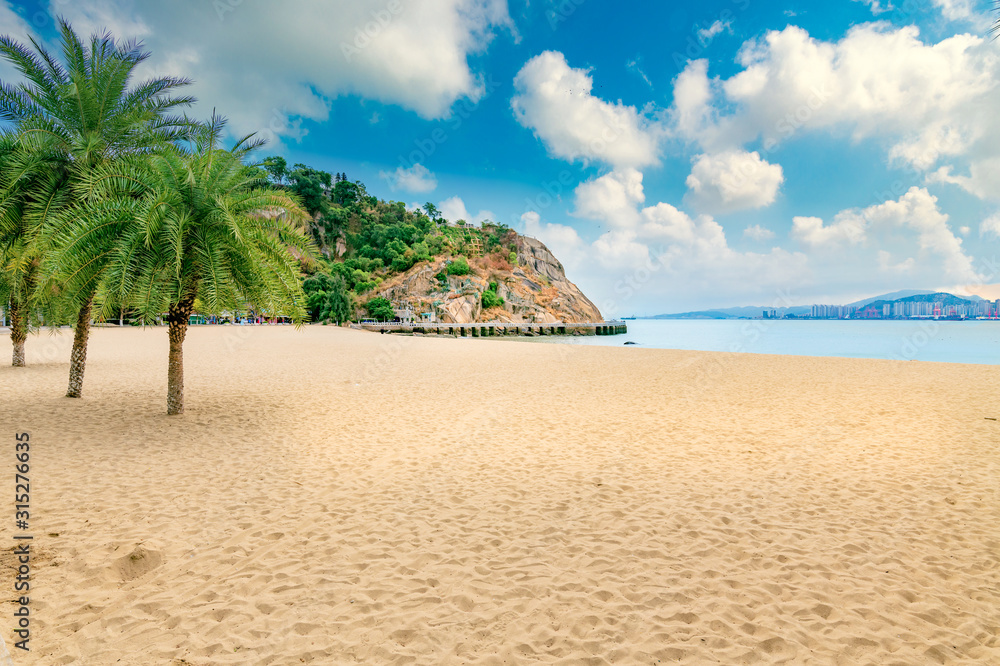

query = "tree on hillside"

[56,117,317,414]
[261,155,288,184]
[423,202,441,221]
[332,177,364,207]
[322,275,352,324]
[365,296,394,321]
[0,20,196,396]
[289,164,332,217]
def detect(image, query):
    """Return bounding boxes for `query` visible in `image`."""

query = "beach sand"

[1,325,998,665]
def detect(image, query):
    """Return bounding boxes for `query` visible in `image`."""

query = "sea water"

[538,318,1000,365]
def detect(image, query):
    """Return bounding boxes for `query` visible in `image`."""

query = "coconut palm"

[0,19,195,396]
[63,118,316,414]
[0,131,70,366]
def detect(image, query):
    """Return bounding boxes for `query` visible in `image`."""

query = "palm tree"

[0,131,70,366]
[66,118,316,414]
[0,20,195,396]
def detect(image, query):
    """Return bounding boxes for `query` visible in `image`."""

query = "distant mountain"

[846,290,935,308]
[650,289,986,319]
[859,291,976,311]
[651,305,811,319]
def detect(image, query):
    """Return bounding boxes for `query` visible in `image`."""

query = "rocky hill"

[371,234,602,324]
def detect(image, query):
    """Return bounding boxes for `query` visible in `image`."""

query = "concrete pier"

[355,321,627,337]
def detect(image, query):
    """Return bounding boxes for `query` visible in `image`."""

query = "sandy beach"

[1,325,998,664]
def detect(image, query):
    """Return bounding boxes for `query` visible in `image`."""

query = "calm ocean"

[538,319,1000,365]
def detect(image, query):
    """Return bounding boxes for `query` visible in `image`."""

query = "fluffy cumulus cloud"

[792,213,867,248]
[685,150,784,214]
[793,187,979,284]
[438,196,494,225]
[379,164,438,193]
[572,168,645,228]
[511,51,663,169]
[30,0,516,141]
[522,170,809,314]
[670,24,999,179]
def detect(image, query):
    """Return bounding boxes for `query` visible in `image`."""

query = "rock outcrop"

[370,234,602,324]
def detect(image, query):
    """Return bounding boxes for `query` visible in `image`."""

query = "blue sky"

[2,0,998,314]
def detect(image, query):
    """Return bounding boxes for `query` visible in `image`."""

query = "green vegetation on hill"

[260,161,520,322]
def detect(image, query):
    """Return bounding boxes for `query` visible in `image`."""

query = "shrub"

[354,280,376,294]
[447,257,471,276]
[508,251,518,265]
[365,296,395,321]
[481,289,504,309]
[390,255,413,272]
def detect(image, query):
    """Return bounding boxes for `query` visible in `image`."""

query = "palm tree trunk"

[166,296,195,415]
[9,297,27,367]
[66,296,94,398]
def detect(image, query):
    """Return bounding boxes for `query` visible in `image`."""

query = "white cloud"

[572,168,645,228]
[959,226,970,236]
[980,214,1000,239]
[931,0,982,24]
[438,196,494,225]
[744,224,775,241]
[853,0,893,15]
[667,59,718,147]
[867,187,976,283]
[794,187,979,284]
[39,0,515,142]
[379,164,438,193]
[511,51,663,169]
[669,24,998,175]
[522,172,810,315]
[792,213,867,248]
[521,211,586,270]
[685,150,784,214]
[926,160,1000,201]
[697,19,731,43]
